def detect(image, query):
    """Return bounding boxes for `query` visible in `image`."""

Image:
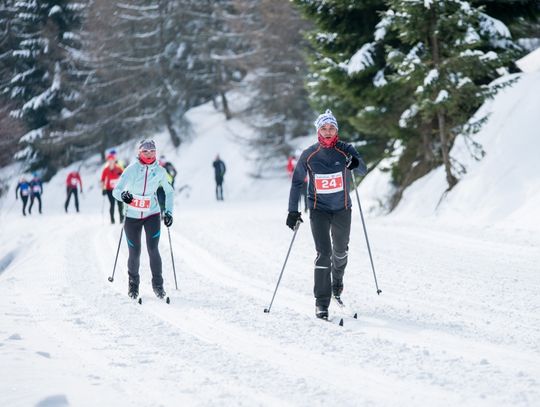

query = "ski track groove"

[1,212,539,406]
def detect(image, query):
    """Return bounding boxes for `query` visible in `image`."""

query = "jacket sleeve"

[160,168,174,214]
[288,151,308,212]
[112,167,130,201]
[78,174,83,190]
[346,144,367,176]
[15,183,20,198]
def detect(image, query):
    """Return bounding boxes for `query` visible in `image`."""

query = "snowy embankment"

[362,71,540,232]
[0,85,539,406]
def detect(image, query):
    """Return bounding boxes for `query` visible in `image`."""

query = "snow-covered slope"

[361,71,540,231]
[1,85,539,406]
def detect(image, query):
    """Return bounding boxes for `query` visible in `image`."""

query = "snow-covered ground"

[1,77,539,406]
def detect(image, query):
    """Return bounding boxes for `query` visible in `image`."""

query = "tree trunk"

[437,111,457,189]
[430,8,457,190]
[220,91,232,120]
[164,109,180,147]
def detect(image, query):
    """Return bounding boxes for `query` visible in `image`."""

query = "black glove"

[102,189,107,196]
[346,155,360,170]
[121,191,133,204]
[286,211,303,230]
[163,211,173,227]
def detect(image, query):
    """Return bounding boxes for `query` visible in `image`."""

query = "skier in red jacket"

[101,154,124,223]
[65,171,83,212]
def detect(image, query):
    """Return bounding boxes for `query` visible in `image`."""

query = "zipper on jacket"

[141,166,148,219]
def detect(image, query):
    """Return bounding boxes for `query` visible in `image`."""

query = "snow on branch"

[21,62,61,113]
[347,43,375,75]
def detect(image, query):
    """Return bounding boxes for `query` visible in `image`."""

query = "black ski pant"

[310,208,351,307]
[215,178,224,200]
[29,193,42,214]
[123,213,163,289]
[106,189,123,223]
[65,187,79,212]
[20,196,28,216]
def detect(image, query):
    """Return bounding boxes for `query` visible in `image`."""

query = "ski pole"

[108,227,124,282]
[167,227,178,290]
[351,171,382,295]
[264,220,301,313]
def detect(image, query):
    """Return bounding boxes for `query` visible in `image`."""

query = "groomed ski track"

[1,201,539,407]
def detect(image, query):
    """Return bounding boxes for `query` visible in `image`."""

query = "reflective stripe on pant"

[123,213,163,288]
[310,208,351,307]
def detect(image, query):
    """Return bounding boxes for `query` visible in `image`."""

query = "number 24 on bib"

[314,172,344,194]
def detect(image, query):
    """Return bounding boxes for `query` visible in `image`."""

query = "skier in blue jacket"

[15,177,31,216]
[113,139,174,300]
[287,109,367,320]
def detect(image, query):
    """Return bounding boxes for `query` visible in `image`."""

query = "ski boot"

[315,305,329,320]
[332,282,344,304]
[128,280,139,299]
[153,286,166,299]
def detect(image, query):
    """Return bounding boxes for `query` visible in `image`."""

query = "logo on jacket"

[335,161,340,166]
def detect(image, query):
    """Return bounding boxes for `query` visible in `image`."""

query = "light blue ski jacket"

[113,159,174,219]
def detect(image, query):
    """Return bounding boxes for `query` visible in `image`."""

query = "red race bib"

[314,172,344,194]
[128,194,151,212]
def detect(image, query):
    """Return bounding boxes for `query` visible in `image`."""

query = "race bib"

[109,178,119,188]
[314,172,344,194]
[22,190,29,196]
[70,178,78,186]
[128,194,151,212]
[32,185,41,193]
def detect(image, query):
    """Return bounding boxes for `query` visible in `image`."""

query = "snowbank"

[362,71,540,231]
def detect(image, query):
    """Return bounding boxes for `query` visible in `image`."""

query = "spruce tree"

[4,0,87,175]
[381,0,521,189]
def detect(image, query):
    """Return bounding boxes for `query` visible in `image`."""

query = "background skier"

[65,170,83,213]
[28,172,43,214]
[15,176,31,216]
[286,109,367,319]
[156,155,177,215]
[101,154,124,224]
[213,154,226,201]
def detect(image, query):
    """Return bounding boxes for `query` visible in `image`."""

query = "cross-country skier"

[101,154,124,224]
[15,176,31,216]
[213,155,226,201]
[286,109,367,319]
[28,172,43,214]
[112,139,174,300]
[156,155,177,215]
[65,170,83,213]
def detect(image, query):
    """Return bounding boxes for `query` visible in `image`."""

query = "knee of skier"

[314,252,331,268]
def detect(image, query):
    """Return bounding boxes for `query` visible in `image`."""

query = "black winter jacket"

[288,141,367,213]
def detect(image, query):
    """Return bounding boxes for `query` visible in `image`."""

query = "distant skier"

[113,139,174,300]
[65,170,83,213]
[101,154,124,224]
[213,155,226,201]
[28,172,43,214]
[156,155,177,215]
[286,109,367,320]
[15,176,31,216]
[287,154,308,212]
[287,155,297,178]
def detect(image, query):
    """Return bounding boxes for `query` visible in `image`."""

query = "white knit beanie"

[314,109,338,130]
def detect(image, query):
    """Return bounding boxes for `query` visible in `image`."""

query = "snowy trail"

[1,203,539,406]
